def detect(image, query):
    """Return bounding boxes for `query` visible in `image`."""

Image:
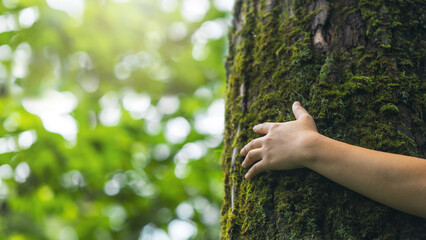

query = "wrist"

[300,131,325,169]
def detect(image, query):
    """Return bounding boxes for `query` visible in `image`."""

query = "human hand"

[240,101,319,179]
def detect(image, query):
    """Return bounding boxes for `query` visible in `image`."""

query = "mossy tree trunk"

[221,0,425,239]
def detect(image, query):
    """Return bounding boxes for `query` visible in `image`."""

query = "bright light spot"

[0,14,18,33]
[45,115,78,141]
[123,54,141,69]
[0,136,17,154]
[193,197,208,212]
[173,161,189,179]
[103,204,127,231]
[113,173,127,187]
[0,164,13,179]
[3,0,19,9]
[192,43,209,61]
[140,183,157,198]
[214,0,235,12]
[178,142,207,160]
[139,223,171,240]
[145,120,162,136]
[23,90,78,141]
[99,91,118,108]
[135,51,153,69]
[0,180,8,199]
[181,0,210,22]
[99,91,121,126]
[15,162,30,183]
[191,197,220,225]
[153,144,170,161]
[176,202,194,220]
[77,71,99,92]
[114,62,131,80]
[0,45,12,61]
[99,107,121,126]
[68,51,93,69]
[201,204,220,226]
[104,179,120,196]
[126,170,157,198]
[126,170,145,188]
[18,130,37,149]
[12,42,32,78]
[131,151,149,169]
[3,112,21,132]
[19,7,39,28]
[160,0,177,13]
[168,22,187,41]
[165,117,191,144]
[157,95,179,115]
[175,164,189,179]
[195,99,224,135]
[23,90,77,115]
[46,0,85,20]
[192,20,228,44]
[122,90,151,119]
[104,173,127,196]
[194,87,212,100]
[203,134,222,148]
[168,219,197,240]
[60,170,86,188]
[143,106,162,135]
[59,226,78,240]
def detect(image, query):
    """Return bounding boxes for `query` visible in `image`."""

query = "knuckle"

[301,114,312,121]
[270,123,280,130]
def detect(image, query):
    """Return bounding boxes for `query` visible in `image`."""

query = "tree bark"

[221,0,425,239]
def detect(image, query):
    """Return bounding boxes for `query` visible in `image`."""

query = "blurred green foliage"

[0,0,231,239]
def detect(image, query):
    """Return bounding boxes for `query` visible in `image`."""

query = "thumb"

[292,101,310,120]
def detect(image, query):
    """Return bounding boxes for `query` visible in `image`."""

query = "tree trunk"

[220,0,425,239]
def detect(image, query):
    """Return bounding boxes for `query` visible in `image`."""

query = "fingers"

[292,101,310,120]
[241,148,262,168]
[240,137,264,155]
[245,161,265,180]
[253,122,275,134]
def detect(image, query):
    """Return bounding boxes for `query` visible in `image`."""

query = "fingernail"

[294,101,301,107]
[245,173,249,179]
[253,125,258,130]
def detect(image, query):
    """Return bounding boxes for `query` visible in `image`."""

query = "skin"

[240,101,426,218]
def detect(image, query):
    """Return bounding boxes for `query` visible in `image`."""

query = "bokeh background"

[0,0,233,239]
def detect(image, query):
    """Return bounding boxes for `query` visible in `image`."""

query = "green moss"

[379,103,399,115]
[221,0,425,239]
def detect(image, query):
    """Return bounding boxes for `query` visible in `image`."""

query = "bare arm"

[240,101,426,218]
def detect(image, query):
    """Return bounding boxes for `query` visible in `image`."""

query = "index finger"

[253,122,276,134]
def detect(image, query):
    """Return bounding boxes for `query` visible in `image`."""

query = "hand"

[240,101,319,179]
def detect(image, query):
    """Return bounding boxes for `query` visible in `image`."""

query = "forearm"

[305,134,426,218]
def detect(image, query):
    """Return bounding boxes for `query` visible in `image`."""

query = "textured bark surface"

[221,0,425,239]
